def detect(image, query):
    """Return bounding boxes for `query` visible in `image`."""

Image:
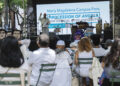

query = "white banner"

[37,1,110,35]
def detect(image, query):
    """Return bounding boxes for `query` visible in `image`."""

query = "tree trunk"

[10,10,15,29]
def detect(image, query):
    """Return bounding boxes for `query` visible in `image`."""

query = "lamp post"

[23,0,25,26]
[4,0,9,30]
[112,0,115,39]
[23,0,27,38]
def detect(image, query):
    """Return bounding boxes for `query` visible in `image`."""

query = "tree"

[114,0,120,23]
[10,0,27,9]
[0,0,4,13]
[0,0,27,30]
[9,0,27,29]
[110,0,120,24]
[0,0,4,27]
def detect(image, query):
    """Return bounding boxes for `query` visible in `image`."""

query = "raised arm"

[39,13,42,21]
[47,18,50,24]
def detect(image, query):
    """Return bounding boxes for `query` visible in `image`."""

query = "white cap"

[70,42,78,47]
[56,40,65,46]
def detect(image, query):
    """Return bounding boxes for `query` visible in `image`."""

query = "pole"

[8,0,10,29]
[4,0,8,30]
[23,0,27,38]
[112,0,115,39]
[23,0,25,27]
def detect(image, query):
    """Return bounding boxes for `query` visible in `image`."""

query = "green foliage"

[0,0,27,14]
[0,0,4,13]
[115,0,120,17]
[0,0,4,4]
[9,0,27,9]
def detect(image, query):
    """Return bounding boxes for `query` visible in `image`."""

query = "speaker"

[115,24,120,38]
[96,24,102,34]
[104,27,113,42]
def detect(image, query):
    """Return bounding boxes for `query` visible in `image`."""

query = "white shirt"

[78,51,93,77]
[39,16,50,28]
[28,48,56,85]
[93,47,106,57]
[20,45,31,60]
[50,51,72,86]
[104,46,111,55]
[0,61,30,86]
[20,39,32,60]
[21,39,31,48]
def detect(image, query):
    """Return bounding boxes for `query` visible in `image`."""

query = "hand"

[47,22,49,25]
[40,13,42,16]
[18,41,22,44]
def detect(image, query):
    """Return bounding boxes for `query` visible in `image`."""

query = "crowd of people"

[0,28,120,86]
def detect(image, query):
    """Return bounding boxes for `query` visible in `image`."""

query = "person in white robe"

[39,13,50,35]
[50,40,72,86]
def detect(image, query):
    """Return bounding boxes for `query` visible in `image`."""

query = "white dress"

[78,51,93,77]
[50,51,72,86]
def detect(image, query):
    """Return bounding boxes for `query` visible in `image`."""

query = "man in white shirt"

[28,34,56,86]
[91,34,106,57]
[39,13,50,35]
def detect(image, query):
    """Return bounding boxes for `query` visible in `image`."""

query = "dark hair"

[103,40,120,69]
[7,30,12,33]
[12,29,22,34]
[0,29,6,33]
[90,34,101,46]
[0,36,24,68]
[38,33,49,47]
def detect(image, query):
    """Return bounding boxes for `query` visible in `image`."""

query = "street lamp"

[112,0,115,39]
[22,0,27,38]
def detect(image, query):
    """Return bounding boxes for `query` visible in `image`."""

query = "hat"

[70,42,78,47]
[56,40,65,46]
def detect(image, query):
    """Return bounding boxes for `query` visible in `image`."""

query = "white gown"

[50,51,72,86]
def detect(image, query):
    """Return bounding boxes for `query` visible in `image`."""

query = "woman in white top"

[75,37,95,86]
[0,36,30,86]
